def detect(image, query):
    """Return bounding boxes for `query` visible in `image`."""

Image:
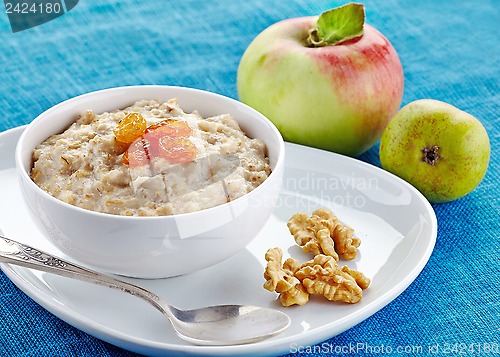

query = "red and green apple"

[237,3,404,156]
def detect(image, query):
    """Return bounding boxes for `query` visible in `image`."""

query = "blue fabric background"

[0,0,498,356]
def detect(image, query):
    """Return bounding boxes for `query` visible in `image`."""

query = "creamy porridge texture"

[31,99,271,216]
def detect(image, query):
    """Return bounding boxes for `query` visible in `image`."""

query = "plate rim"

[0,125,437,356]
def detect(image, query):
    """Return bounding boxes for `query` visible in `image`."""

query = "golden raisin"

[122,119,197,166]
[156,136,197,163]
[123,138,152,167]
[114,113,147,143]
[146,119,192,138]
[144,120,197,164]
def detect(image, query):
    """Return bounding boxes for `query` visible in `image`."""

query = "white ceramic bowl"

[16,86,285,278]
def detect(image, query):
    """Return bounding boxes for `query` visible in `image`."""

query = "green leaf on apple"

[308,3,365,47]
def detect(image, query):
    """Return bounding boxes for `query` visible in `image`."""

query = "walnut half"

[296,255,369,304]
[288,208,360,260]
[263,248,309,306]
[264,248,370,306]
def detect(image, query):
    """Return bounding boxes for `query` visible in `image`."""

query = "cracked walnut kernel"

[263,248,370,306]
[263,248,309,306]
[332,223,360,260]
[288,208,360,260]
[263,247,300,293]
[279,283,309,307]
[296,255,370,304]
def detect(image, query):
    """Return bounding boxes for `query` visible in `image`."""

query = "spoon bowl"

[0,236,290,345]
[170,304,290,345]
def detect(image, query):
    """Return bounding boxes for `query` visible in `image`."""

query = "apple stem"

[422,146,440,165]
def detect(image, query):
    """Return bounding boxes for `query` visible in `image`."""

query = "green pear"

[380,99,490,203]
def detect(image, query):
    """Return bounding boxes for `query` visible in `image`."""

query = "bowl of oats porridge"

[16,86,284,278]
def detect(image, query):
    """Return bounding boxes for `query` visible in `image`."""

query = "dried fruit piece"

[122,138,151,167]
[146,119,193,138]
[156,136,197,164]
[145,120,196,164]
[122,119,197,166]
[114,113,147,144]
[113,139,130,156]
[121,149,129,165]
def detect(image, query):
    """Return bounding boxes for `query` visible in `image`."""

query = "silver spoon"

[0,235,290,345]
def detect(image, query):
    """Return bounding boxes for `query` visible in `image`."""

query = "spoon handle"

[0,235,167,314]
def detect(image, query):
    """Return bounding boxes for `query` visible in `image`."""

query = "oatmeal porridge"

[31,98,271,216]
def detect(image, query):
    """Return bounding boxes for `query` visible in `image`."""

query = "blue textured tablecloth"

[0,0,498,356]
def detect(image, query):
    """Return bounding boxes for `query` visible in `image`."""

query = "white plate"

[0,126,436,356]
